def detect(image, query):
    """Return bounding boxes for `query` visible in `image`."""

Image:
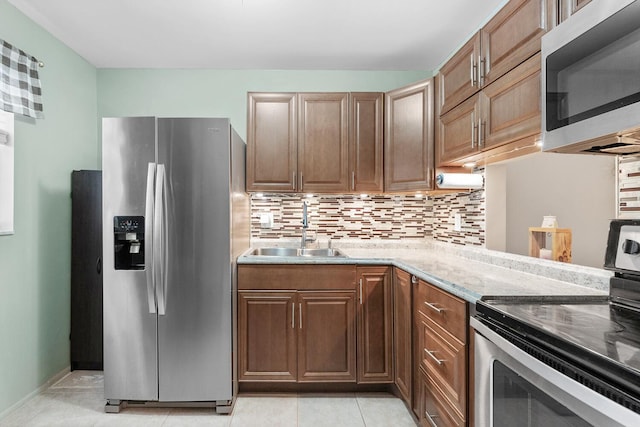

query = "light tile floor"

[0,371,418,426]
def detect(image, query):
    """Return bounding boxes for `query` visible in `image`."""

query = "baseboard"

[0,365,70,421]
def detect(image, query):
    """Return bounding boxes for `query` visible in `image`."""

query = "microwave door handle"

[154,164,168,316]
[144,162,157,314]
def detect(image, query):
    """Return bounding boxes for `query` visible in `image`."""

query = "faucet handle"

[328,239,332,249]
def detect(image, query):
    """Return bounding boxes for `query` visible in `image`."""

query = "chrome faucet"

[301,201,315,249]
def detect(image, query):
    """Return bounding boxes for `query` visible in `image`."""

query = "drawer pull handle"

[424,301,444,314]
[425,348,444,366]
[425,411,440,427]
[292,303,295,329]
[299,303,302,329]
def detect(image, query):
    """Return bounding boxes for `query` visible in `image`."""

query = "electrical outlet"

[454,214,462,232]
[259,212,274,229]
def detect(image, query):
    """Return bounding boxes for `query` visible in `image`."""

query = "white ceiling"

[8,0,507,70]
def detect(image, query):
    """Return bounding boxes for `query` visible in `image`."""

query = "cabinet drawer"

[419,368,464,427]
[238,265,357,290]
[416,279,467,343]
[418,313,466,417]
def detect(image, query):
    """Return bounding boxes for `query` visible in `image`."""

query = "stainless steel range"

[472,219,640,426]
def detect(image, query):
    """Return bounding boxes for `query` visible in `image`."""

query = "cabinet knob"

[411,275,418,285]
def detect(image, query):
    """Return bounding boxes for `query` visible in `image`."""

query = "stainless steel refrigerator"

[102,117,249,414]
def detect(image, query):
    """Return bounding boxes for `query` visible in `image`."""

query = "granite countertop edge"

[238,244,610,304]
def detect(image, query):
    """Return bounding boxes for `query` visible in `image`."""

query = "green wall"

[97,69,432,141]
[0,0,431,417]
[0,0,98,416]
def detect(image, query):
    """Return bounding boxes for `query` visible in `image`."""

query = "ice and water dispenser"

[113,216,145,270]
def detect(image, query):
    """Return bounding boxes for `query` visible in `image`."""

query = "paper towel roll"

[435,173,484,189]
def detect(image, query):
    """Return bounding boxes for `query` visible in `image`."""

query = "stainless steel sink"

[248,247,347,257]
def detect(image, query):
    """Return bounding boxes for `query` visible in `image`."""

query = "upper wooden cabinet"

[247,92,383,194]
[385,79,434,192]
[438,54,542,166]
[298,93,350,193]
[558,0,592,23]
[438,35,481,117]
[247,93,297,192]
[438,0,554,116]
[437,53,542,166]
[481,0,554,87]
[350,93,384,193]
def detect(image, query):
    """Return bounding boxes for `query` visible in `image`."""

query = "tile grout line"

[354,395,368,427]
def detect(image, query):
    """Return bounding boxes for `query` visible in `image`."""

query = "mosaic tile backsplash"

[251,194,433,240]
[431,189,485,246]
[250,186,486,246]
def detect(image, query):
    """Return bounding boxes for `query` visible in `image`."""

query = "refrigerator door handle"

[144,162,157,314]
[155,164,168,316]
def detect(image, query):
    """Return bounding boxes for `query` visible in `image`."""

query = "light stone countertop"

[238,240,610,304]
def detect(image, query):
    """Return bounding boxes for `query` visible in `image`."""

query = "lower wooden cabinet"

[418,368,465,427]
[238,265,359,384]
[238,264,471,422]
[357,266,393,383]
[238,290,356,382]
[414,276,468,424]
[238,291,297,382]
[298,291,356,382]
[417,312,466,417]
[394,268,413,404]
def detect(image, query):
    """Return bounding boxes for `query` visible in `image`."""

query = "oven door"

[471,317,640,427]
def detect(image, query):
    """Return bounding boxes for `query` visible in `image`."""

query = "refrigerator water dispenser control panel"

[113,216,145,270]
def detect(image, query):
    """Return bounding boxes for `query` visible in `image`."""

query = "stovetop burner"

[479,300,640,374]
[476,298,640,414]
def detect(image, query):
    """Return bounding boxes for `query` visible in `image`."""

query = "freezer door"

[157,118,233,401]
[102,117,159,401]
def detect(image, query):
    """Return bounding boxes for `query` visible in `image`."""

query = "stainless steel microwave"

[542,0,640,155]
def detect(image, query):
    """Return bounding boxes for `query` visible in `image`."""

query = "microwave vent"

[583,133,640,155]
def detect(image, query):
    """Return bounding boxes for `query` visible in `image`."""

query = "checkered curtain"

[1,39,44,119]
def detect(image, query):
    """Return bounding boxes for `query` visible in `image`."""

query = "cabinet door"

[238,291,297,382]
[480,53,541,151]
[357,266,393,383]
[349,93,384,193]
[437,94,480,166]
[298,93,349,193]
[247,93,298,192]
[559,0,592,23]
[71,170,103,370]
[438,33,481,115]
[297,291,356,382]
[480,0,551,87]
[394,269,413,405]
[385,80,434,192]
